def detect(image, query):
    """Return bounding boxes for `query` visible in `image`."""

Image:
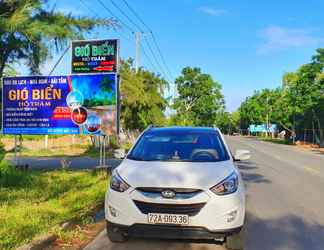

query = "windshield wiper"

[126,156,145,161]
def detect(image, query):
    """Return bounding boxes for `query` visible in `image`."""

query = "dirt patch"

[1,135,91,152]
[48,221,106,250]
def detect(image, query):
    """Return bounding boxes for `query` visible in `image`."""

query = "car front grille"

[133,200,206,216]
[136,187,203,199]
[136,187,202,193]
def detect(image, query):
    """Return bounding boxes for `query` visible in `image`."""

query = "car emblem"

[161,190,176,199]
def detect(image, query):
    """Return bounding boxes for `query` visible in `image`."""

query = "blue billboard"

[2,74,117,135]
[2,76,79,135]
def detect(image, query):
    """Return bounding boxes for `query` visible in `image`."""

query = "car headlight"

[110,171,130,192]
[210,172,238,195]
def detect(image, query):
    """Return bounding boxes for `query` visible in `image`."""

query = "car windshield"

[127,129,230,162]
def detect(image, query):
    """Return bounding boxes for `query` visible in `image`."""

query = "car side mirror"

[234,150,251,161]
[114,149,126,159]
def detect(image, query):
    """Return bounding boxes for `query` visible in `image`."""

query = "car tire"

[106,223,128,242]
[225,227,245,250]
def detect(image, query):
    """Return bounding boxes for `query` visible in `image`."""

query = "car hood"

[117,159,236,190]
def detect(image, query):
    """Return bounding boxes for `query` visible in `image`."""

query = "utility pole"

[135,32,141,73]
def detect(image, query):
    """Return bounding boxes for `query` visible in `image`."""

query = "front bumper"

[107,221,242,241]
[105,185,245,232]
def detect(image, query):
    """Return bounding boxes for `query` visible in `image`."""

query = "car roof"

[147,126,220,134]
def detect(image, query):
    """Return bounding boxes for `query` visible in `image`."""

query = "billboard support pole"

[14,135,17,166]
[97,135,107,169]
[99,136,102,167]
[48,46,70,76]
[13,135,23,167]
[44,135,48,149]
[103,135,106,168]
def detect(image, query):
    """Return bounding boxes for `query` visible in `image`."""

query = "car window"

[127,130,230,162]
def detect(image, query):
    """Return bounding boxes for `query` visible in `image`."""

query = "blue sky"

[41,0,324,111]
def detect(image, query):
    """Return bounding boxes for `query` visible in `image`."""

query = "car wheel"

[225,227,245,250]
[106,223,128,242]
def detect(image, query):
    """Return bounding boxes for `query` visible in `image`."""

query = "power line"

[143,36,170,82]
[140,43,159,74]
[150,32,174,79]
[106,0,169,80]
[108,0,143,32]
[121,0,174,80]
[96,0,134,33]
[80,0,133,42]
[81,0,170,79]
[121,0,151,32]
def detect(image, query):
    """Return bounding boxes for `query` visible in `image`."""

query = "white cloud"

[257,26,322,54]
[199,7,229,17]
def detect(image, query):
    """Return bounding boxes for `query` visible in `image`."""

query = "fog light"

[109,206,117,217]
[226,210,237,223]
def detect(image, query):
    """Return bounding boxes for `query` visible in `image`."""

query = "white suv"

[105,127,250,249]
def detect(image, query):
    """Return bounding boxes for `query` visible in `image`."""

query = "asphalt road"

[84,136,324,250]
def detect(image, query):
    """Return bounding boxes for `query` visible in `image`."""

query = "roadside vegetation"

[0,1,322,247]
[0,161,108,250]
[170,67,225,127]
[218,48,324,147]
[0,135,120,158]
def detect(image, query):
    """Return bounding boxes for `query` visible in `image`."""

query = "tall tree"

[238,48,324,145]
[120,59,168,130]
[0,0,113,77]
[283,48,324,144]
[215,111,240,134]
[173,67,225,126]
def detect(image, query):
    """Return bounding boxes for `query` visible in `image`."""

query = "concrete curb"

[16,206,104,250]
[16,234,57,250]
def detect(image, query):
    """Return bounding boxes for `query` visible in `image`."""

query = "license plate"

[148,213,189,225]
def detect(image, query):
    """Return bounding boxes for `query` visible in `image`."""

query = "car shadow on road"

[245,212,324,250]
[94,212,324,250]
[236,161,271,184]
[107,237,224,250]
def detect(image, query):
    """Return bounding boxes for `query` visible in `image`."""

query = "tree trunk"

[278,121,294,134]
[0,60,6,79]
[312,109,324,147]
[315,114,324,147]
[0,47,9,79]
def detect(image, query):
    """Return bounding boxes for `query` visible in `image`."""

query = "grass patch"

[0,162,109,250]
[259,137,294,145]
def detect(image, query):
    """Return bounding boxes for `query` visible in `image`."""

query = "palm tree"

[0,0,115,77]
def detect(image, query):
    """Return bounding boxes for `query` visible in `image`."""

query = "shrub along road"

[84,136,324,250]
[0,167,109,250]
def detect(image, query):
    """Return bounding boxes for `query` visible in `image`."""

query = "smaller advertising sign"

[71,39,119,74]
[249,124,278,133]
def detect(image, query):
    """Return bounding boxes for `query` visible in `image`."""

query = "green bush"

[109,135,120,149]
[0,162,33,188]
[0,141,5,162]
